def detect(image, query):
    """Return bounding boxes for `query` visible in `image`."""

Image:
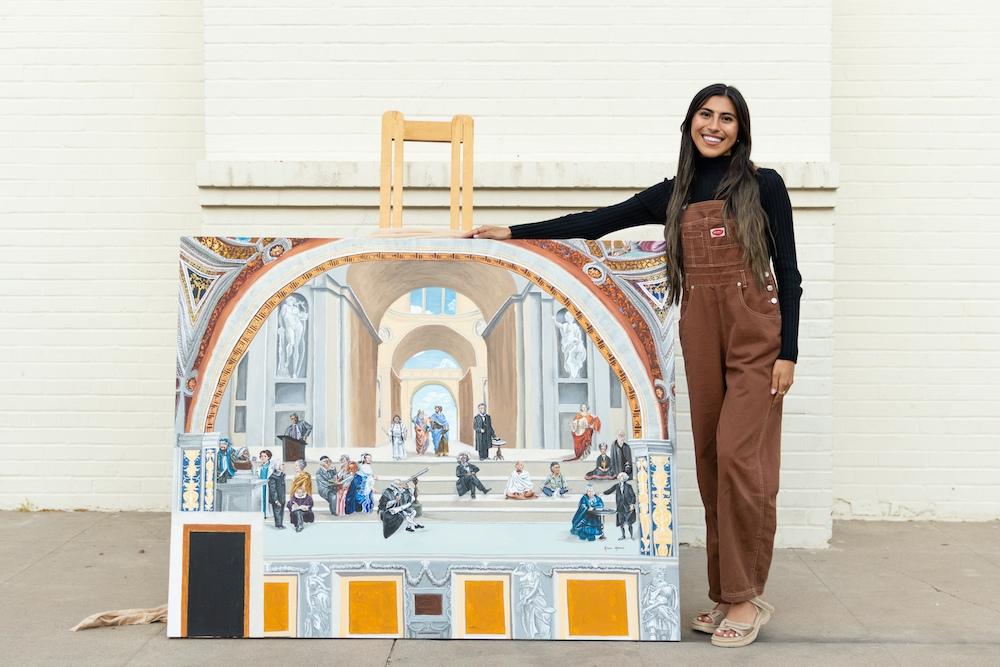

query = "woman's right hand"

[459,225,512,239]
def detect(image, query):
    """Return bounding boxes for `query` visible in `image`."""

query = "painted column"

[176,432,222,512]
[630,439,676,557]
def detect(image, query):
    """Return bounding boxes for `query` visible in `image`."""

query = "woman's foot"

[711,598,774,648]
[714,601,755,638]
[691,603,729,633]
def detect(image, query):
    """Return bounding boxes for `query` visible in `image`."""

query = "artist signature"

[603,546,625,552]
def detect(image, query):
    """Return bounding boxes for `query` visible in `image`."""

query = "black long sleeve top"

[508,152,803,363]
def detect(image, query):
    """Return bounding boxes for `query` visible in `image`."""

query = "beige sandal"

[710,597,774,648]
[690,607,726,634]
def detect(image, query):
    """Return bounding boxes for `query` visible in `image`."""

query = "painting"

[167,236,680,640]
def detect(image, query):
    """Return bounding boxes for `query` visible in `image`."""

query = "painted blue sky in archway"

[402,349,461,370]
[410,383,457,442]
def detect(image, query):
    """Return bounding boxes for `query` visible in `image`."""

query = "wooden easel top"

[378,110,474,233]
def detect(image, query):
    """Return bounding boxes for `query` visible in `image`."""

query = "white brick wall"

[203,0,831,162]
[1,1,995,546]
[0,1,204,509]
[831,1,1000,520]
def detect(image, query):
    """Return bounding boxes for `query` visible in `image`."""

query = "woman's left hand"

[771,359,795,396]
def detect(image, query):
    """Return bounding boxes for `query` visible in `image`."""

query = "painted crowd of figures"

[247,450,378,533]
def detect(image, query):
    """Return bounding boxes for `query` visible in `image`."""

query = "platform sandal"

[710,597,774,648]
[690,607,726,634]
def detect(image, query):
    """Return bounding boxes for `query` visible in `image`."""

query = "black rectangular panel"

[186,531,246,637]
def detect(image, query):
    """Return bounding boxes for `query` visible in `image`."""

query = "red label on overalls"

[710,227,726,238]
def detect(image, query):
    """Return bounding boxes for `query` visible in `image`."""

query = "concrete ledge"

[196,160,839,209]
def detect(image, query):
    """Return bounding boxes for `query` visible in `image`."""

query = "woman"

[412,409,430,455]
[334,454,355,516]
[584,442,615,480]
[355,452,376,513]
[286,486,315,533]
[569,485,606,541]
[464,83,801,648]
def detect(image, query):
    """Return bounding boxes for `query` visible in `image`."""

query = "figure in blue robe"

[216,439,237,483]
[429,408,450,456]
[570,487,606,541]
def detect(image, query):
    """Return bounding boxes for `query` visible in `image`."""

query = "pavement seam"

[0,511,113,586]
[792,548,875,641]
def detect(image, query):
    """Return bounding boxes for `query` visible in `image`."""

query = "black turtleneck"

[508,153,803,363]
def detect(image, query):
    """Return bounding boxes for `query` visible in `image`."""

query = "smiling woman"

[463,83,804,649]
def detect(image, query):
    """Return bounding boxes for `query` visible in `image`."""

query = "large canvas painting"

[168,236,680,640]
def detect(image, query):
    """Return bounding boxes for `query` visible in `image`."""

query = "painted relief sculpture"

[168,236,680,641]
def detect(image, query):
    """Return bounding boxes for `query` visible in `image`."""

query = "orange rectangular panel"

[349,580,399,635]
[566,580,629,637]
[464,580,506,635]
[263,581,289,633]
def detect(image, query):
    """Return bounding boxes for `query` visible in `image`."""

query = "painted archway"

[184,238,669,445]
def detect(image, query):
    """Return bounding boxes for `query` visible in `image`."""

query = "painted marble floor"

[263,520,649,560]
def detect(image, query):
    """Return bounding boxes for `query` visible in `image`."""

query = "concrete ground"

[1,512,998,666]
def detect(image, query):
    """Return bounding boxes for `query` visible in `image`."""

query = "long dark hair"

[665,83,771,304]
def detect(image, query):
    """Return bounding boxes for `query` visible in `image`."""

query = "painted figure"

[554,309,587,379]
[266,456,287,530]
[276,295,308,378]
[335,454,355,516]
[610,430,634,479]
[505,460,536,500]
[216,437,237,483]
[514,563,555,639]
[290,459,312,496]
[286,487,315,533]
[355,452,376,513]
[603,472,637,540]
[641,569,680,641]
[455,452,491,499]
[585,442,616,480]
[567,403,601,461]
[384,415,408,461]
[378,479,424,538]
[257,449,272,516]
[570,485,606,541]
[413,409,430,455]
[473,402,497,461]
[429,405,449,457]
[541,461,570,497]
[315,455,337,515]
[285,412,312,442]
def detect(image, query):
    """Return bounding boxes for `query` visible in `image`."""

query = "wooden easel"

[378,110,474,232]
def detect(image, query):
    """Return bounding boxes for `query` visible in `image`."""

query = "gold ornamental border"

[200,250,656,440]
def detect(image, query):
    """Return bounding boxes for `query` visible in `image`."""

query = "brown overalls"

[677,199,784,604]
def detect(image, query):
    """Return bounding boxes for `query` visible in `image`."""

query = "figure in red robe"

[566,403,601,461]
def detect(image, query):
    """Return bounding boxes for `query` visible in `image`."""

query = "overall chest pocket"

[737,269,781,320]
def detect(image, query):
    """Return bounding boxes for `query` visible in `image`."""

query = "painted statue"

[554,309,587,379]
[276,294,308,378]
[514,563,555,639]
